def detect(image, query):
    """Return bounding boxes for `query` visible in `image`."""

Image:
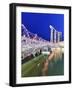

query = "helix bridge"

[21,24,64,60]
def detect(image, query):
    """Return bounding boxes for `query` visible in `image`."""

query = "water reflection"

[42,47,64,76]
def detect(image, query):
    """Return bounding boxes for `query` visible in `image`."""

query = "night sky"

[21,12,64,41]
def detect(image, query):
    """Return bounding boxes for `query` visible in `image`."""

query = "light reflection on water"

[21,48,64,77]
[42,48,64,76]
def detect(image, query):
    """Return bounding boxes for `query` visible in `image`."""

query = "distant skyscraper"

[56,31,58,43]
[54,30,56,43]
[49,25,54,43]
[59,32,62,41]
[49,25,62,43]
[58,32,62,42]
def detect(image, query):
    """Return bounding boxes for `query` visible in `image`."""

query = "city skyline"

[22,12,64,41]
[22,24,62,43]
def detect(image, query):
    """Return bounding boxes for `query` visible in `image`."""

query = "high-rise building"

[49,25,62,43]
[54,29,56,43]
[60,32,62,41]
[49,25,54,43]
[57,32,62,42]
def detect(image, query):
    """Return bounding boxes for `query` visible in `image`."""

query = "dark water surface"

[48,54,64,76]
[22,53,64,77]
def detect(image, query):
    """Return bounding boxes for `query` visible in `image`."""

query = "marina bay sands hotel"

[49,25,62,43]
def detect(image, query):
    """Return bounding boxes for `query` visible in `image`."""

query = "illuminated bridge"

[21,24,64,60]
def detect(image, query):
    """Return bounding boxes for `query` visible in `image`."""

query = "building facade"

[49,25,62,43]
